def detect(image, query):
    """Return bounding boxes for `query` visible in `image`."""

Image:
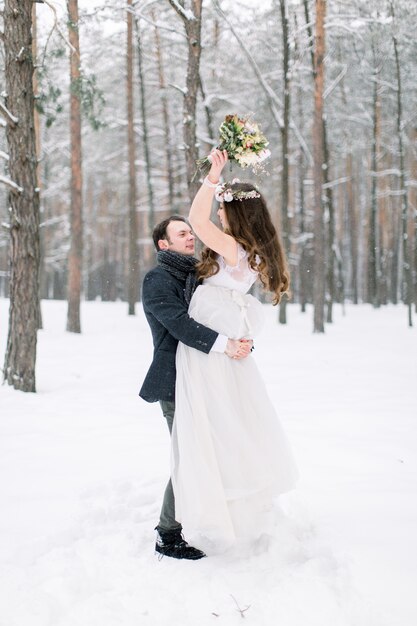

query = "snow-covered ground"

[0,298,416,626]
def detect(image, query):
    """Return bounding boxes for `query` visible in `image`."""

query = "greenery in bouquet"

[195,114,271,178]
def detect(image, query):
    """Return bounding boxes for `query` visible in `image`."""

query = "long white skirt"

[171,284,299,549]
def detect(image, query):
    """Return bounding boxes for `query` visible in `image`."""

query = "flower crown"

[215,178,261,203]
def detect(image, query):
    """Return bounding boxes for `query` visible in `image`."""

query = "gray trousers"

[158,400,182,532]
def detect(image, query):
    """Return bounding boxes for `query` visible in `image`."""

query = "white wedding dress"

[171,245,299,550]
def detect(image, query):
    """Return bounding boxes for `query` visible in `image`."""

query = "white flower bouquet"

[195,114,271,178]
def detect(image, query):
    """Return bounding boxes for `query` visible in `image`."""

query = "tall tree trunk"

[368,42,381,307]
[358,158,368,301]
[390,208,399,304]
[199,73,215,157]
[304,0,329,321]
[3,0,40,392]
[85,174,94,301]
[152,7,176,213]
[278,0,291,324]
[211,17,220,83]
[32,1,43,330]
[135,16,155,233]
[297,94,308,314]
[66,0,83,333]
[390,1,412,326]
[337,42,357,305]
[303,0,315,73]
[346,153,358,304]
[323,119,335,323]
[312,0,326,333]
[294,11,308,313]
[410,125,417,311]
[126,0,139,315]
[32,4,41,189]
[378,201,388,305]
[168,0,203,203]
[305,0,333,322]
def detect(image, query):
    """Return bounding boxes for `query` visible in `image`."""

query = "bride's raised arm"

[188,149,238,267]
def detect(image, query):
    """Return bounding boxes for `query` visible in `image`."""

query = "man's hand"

[224,339,252,360]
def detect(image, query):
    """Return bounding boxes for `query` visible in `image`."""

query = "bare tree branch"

[0,174,23,194]
[212,0,313,165]
[167,0,196,22]
[132,2,187,37]
[323,64,348,99]
[168,82,187,95]
[40,0,76,65]
[230,594,251,618]
[0,102,18,127]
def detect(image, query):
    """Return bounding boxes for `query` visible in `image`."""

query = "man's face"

[158,220,195,255]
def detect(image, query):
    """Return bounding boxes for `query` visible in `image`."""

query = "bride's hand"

[207,149,228,184]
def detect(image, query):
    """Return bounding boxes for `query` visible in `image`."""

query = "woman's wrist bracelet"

[203,175,219,189]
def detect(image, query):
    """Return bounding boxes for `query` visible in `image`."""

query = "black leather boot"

[155,527,206,560]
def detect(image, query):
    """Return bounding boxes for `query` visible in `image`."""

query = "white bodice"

[203,244,258,294]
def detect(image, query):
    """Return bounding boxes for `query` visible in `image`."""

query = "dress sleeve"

[219,244,257,283]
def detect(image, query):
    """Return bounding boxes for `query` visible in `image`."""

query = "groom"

[139,215,251,560]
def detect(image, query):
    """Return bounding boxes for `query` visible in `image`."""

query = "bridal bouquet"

[195,114,271,177]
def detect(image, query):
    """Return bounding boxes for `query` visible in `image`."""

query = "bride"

[171,149,299,552]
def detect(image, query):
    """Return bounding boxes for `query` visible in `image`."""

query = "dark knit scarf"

[157,250,199,305]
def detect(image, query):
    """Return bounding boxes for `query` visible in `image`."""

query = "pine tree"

[66,0,83,332]
[312,0,326,333]
[2,0,41,391]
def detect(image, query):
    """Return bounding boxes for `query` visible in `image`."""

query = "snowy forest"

[1,3,416,624]
[1,0,417,382]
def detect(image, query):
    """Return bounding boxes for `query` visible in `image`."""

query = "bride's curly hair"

[196,182,290,305]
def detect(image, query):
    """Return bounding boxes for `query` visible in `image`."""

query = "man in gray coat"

[140,215,251,560]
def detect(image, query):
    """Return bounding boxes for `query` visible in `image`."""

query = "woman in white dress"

[171,149,299,551]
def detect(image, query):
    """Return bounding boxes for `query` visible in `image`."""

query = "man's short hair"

[152,215,188,250]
